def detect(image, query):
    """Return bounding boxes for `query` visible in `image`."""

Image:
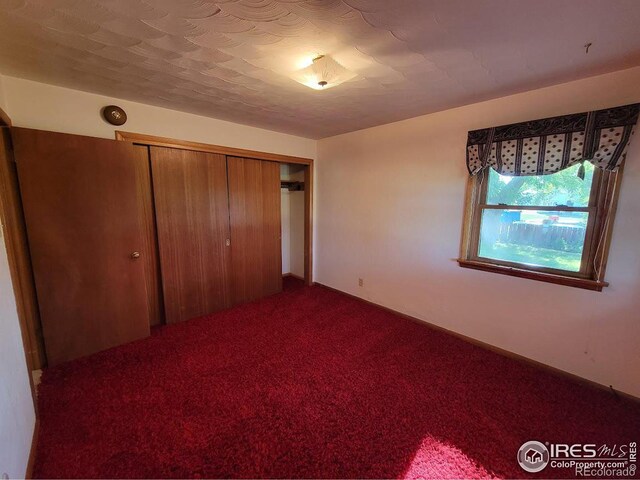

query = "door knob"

[131,251,140,259]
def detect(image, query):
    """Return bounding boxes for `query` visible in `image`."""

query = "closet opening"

[115,131,314,288]
[280,163,306,285]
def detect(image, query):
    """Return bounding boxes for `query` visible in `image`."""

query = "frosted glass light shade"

[292,55,356,90]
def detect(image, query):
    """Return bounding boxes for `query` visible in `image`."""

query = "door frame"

[0,108,41,407]
[115,131,314,286]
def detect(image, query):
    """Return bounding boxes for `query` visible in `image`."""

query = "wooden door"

[150,147,231,323]
[12,128,151,366]
[228,156,282,304]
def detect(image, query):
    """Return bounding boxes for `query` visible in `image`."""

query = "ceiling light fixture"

[292,55,356,90]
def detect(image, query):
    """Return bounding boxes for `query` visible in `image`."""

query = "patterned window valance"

[466,103,640,177]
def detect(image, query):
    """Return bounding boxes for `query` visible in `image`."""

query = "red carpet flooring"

[35,278,640,479]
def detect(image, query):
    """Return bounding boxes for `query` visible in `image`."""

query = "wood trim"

[457,259,608,291]
[0,106,11,127]
[468,254,593,279]
[304,164,313,286]
[588,168,623,283]
[463,169,488,262]
[313,281,639,404]
[25,418,39,479]
[116,131,314,286]
[0,128,46,373]
[115,131,313,165]
[459,175,476,259]
[480,204,591,212]
[578,167,605,277]
[460,165,621,288]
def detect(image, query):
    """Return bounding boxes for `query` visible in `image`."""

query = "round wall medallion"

[102,105,127,126]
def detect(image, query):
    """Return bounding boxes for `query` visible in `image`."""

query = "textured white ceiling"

[0,0,639,138]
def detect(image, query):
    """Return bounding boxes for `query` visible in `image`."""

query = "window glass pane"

[478,209,588,272]
[486,162,594,207]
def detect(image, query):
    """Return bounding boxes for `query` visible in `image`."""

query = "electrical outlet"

[358,278,364,287]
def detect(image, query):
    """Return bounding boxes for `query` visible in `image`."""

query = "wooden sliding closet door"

[150,147,231,324]
[228,156,282,304]
[12,128,151,366]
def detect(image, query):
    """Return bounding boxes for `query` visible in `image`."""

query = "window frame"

[458,164,623,291]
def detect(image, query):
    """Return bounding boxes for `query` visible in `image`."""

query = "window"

[459,162,622,291]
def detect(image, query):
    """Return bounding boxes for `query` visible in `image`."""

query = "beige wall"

[316,67,640,398]
[0,75,316,160]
